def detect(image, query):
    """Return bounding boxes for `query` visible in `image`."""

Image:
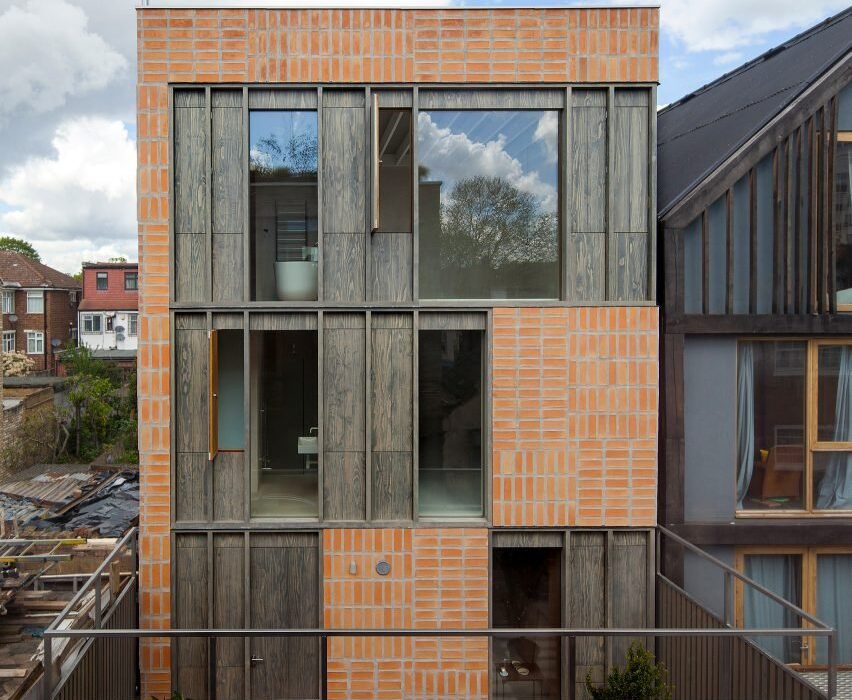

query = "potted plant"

[585,642,673,700]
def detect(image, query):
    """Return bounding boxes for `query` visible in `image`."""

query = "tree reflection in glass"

[418,110,560,299]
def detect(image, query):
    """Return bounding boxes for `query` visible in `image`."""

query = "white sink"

[298,436,318,454]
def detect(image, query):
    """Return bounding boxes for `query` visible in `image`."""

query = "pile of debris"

[0,536,128,700]
[0,466,138,538]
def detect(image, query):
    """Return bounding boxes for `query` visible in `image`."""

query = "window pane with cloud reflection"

[417,110,560,300]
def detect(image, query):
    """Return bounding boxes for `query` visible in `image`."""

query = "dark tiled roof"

[0,251,81,289]
[658,8,852,218]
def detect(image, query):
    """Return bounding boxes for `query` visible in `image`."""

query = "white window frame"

[82,313,102,334]
[2,331,14,353]
[1,290,13,314]
[128,313,138,337]
[26,290,44,314]
[25,331,44,355]
[105,316,115,333]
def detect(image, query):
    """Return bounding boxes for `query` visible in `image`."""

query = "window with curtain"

[739,548,852,667]
[736,339,852,513]
[742,553,803,664]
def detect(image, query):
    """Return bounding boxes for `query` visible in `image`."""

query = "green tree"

[439,176,557,269]
[586,642,673,700]
[0,235,41,261]
[108,256,128,263]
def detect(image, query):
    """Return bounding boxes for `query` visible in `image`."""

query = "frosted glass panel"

[217,330,244,450]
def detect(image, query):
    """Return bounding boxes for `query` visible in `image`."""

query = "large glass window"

[418,329,483,517]
[250,329,318,518]
[250,111,318,302]
[835,83,852,310]
[492,547,562,698]
[418,110,560,299]
[737,340,852,513]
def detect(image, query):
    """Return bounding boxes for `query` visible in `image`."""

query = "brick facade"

[492,307,658,527]
[79,263,139,311]
[2,288,78,372]
[137,7,659,698]
[323,528,488,700]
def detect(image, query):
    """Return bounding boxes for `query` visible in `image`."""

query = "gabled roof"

[658,8,852,219]
[0,251,81,290]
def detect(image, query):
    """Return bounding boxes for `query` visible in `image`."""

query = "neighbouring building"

[0,251,80,374]
[137,5,659,699]
[77,261,139,353]
[658,9,852,670]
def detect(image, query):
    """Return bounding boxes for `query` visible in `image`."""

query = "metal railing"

[42,527,138,700]
[38,525,837,700]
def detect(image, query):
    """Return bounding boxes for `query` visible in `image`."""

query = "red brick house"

[77,262,139,352]
[0,251,80,373]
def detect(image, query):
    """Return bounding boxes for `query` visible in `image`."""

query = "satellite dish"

[8,314,17,323]
[51,339,62,348]
[114,325,125,333]
[116,334,125,342]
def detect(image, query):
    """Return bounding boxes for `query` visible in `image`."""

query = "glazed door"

[249,533,320,699]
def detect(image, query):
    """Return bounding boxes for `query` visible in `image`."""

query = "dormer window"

[96,272,108,290]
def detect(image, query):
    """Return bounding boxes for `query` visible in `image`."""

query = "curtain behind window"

[736,343,755,508]
[816,346,852,509]
[816,554,852,664]
[744,554,802,663]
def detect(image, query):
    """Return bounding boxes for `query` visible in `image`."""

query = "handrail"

[44,626,833,639]
[658,525,830,630]
[44,526,138,635]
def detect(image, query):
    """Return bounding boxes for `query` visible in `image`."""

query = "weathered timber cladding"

[213,451,244,521]
[370,313,413,520]
[213,534,245,700]
[249,533,320,699]
[370,233,412,302]
[174,534,208,699]
[322,233,365,302]
[323,313,367,520]
[568,90,607,301]
[322,103,366,234]
[174,90,208,302]
[664,91,841,317]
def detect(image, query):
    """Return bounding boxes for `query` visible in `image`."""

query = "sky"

[0,0,847,274]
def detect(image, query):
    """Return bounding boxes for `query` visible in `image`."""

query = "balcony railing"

[40,525,837,700]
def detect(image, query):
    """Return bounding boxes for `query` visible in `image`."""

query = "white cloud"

[0,0,126,117]
[713,51,744,66]
[417,112,557,212]
[662,0,849,52]
[0,117,136,273]
[533,112,559,164]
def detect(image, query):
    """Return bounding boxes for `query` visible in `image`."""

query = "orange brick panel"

[323,528,489,700]
[492,307,658,528]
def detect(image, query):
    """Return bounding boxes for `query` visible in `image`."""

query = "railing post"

[94,574,102,628]
[44,632,53,700]
[208,635,217,700]
[723,571,731,627]
[828,630,837,700]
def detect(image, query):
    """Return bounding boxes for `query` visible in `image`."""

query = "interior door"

[250,533,320,699]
